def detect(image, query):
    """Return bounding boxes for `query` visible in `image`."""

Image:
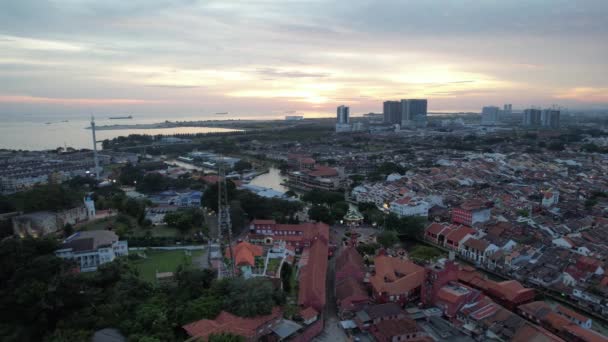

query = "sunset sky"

[1,0,607,118]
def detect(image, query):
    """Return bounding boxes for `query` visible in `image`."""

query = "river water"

[248,167,289,193]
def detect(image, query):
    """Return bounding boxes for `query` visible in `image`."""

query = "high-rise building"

[503,104,512,114]
[383,101,402,124]
[337,105,350,124]
[481,106,500,125]
[523,109,542,127]
[541,109,560,129]
[402,99,428,128]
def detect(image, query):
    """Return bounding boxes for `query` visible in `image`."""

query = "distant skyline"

[1,0,607,118]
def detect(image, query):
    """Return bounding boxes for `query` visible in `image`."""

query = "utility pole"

[217,157,236,279]
[90,116,100,181]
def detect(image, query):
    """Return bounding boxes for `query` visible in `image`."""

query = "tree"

[136,173,169,193]
[202,181,237,212]
[280,263,293,293]
[63,223,74,237]
[233,160,252,172]
[377,230,399,248]
[308,205,334,224]
[223,278,278,317]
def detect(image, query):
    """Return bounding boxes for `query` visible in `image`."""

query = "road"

[314,227,348,342]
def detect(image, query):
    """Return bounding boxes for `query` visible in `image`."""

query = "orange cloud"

[0,95,165,105]
[554,87,608,103]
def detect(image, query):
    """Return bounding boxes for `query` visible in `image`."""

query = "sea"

[0,113,244,151]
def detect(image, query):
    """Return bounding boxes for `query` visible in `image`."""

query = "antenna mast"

[217,158,236,278]
[90,116,100,181]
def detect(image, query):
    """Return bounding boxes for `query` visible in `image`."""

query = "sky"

[0,0,607,119]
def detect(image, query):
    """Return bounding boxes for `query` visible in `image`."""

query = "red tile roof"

[225,241,263,267]
[372,318,419,339]
[370,255,425,296]
[555,305,590,325]
[306,165,339,177]
[298,238,328,312]
[299,307,318,321]
[183,307,282,340]
[564,324,608,342]
[512,323,565,342]
[445,226,476,243]
[464,238,490,251]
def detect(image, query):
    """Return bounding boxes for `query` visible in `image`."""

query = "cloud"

[255,68,330,79]
[0,95,165,105]
[554,87,608,103]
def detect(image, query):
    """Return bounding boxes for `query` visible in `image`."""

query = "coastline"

[86,119,269,130]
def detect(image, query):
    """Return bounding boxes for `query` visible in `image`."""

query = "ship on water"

[109,115,133,120]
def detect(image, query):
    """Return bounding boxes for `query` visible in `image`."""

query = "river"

[248,167,289,193]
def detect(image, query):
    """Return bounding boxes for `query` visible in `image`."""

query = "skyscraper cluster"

[383,99,428,128]
[523,108,560,128]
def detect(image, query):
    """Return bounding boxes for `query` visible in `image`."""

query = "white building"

[389,196,430,217]
[542,189,559,207]
[55,230,128,272]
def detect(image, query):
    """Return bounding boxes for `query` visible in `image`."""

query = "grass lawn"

[131,249,204,283]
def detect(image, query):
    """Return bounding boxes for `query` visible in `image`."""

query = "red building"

[183,307,282,342]
[335,246,365,282]
[249,219,329,252]
[451,199,492,226]
[458,266,535,310]
[370,255,425,305]
[298,237,328,313]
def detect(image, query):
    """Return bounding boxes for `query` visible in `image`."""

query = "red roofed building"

[298,237,328,313]
[335,246,365,282]
[451,199,492,226]
[225,241,263,268]
[563,324,608,342]
[370,255,425,304]
[458,266,535,310]
[444,225,475,250]
[370,318,426,342]
[286,156,345,191]
[336,276,370,317]
[249,219,329,253]
[182,307,282,342]
[424,223,454,246]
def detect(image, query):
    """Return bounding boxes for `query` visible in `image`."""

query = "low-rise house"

[444,225,476,250]
[55,230,128,272]
[460,238,499,265]
[336,276,369,318]
[555,305,593,329]
[370,317,426,342]
[354,303,406,330]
